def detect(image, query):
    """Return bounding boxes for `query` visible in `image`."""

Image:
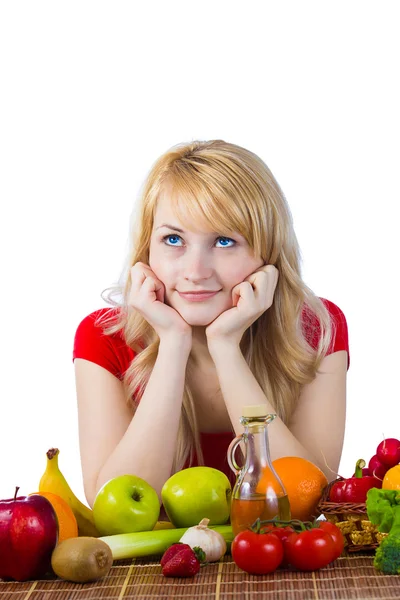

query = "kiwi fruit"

[51,536,113,583]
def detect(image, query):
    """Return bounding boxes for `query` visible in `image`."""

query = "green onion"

[99,524,234,560]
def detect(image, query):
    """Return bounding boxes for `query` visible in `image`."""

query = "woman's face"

[149,190,264,326]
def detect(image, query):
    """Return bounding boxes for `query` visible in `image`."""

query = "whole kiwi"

[51,536,113,583]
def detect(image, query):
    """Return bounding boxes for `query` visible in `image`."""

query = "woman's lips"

[178,291,220,302]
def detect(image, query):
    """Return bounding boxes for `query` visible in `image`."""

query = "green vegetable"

[99,524,234,560]
[366,488,400,533]
[374,535,400,575]
[366,488,400,574]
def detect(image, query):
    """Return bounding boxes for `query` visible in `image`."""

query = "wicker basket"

[317,477,388,553]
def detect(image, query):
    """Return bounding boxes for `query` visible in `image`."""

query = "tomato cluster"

[231,518,344,575]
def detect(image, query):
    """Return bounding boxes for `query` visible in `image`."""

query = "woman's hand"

[205,264,279,347]
[128,262,192,343]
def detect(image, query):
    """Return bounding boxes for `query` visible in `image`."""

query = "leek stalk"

[99,524,234,560]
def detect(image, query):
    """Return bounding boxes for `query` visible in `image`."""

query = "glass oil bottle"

[227,405,291,535]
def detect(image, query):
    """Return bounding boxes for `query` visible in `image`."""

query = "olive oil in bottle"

[227,406,291,536]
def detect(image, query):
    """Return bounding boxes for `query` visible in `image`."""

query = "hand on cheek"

[205,264,279,346]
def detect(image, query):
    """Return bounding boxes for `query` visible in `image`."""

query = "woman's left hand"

[205,264,279,347]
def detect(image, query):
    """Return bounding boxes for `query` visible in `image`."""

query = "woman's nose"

[182,248,214,280]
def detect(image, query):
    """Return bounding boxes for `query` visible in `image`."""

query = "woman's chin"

[174,309,222,327]
[169,298,231,326]
[180,316,217,327]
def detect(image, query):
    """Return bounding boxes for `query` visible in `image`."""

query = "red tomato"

[285,529,336,571]
[317,521,345,560]
[231,530,284,575]
[260,526,294,568]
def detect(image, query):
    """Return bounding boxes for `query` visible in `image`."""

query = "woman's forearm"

[209,342,327,476]
[93,337,191,504]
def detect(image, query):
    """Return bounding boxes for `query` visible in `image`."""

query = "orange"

[30,491,78,544]
[256,456,328,522]
[382,465,400,490]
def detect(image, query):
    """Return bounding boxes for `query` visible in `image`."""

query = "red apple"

[0,486,58,581]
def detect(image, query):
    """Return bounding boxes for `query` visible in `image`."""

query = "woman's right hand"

[128,262,192,343]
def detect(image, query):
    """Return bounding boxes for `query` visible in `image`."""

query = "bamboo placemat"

[1,549,400,600]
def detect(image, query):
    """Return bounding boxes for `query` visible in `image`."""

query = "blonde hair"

[98,139,335,474]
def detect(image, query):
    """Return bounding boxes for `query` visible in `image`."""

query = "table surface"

[1,548,400,600]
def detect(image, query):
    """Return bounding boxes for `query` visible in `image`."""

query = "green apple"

[161,466,232,528]
[93,474,160,535]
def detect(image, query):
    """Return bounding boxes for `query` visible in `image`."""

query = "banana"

[39,448,100,537]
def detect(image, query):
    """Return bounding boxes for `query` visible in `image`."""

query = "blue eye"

[162,234,236,248]
[217,237,235,247]
[163,234,182,246]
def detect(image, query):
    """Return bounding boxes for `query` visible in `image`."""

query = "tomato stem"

[252,518,262,533]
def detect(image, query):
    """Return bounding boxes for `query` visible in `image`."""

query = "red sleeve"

[73,308,134,380]
[303,298,350,370]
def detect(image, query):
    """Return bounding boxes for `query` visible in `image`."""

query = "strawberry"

[160,543,192,567]
[161,544,206,578]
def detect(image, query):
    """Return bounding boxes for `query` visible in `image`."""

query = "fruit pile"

[0,448,111,583]
[2,442,399,584]
[329,438,400,503]
[0,451,233,583]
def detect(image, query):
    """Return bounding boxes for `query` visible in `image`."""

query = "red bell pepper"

[329,459,382,503]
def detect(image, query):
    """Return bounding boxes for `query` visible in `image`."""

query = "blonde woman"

[73,140,349,509]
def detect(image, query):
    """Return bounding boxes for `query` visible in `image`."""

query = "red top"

[73,298,349,487]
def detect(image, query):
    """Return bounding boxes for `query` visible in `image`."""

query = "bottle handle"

[227,434,246,475]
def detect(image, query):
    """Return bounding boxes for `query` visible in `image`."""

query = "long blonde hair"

[98,140,335,474]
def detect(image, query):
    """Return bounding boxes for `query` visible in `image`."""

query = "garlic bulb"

[179,518,227,562]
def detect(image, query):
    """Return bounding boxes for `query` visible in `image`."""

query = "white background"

[1,1,399,505]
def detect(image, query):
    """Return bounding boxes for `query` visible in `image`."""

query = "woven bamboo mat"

[1,549,400,600]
